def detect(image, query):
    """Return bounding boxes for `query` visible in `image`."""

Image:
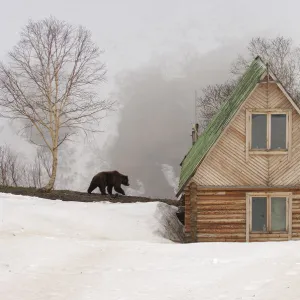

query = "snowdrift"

[0,193,183,243]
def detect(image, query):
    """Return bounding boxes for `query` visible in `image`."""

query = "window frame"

[246,109,292,160]
[246,192,292,241]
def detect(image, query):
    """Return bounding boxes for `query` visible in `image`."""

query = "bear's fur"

[87,170,129,196]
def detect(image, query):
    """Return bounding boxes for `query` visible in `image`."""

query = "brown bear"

[87,170,129,196]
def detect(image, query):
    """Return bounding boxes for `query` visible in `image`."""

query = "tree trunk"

[42,148,58,192]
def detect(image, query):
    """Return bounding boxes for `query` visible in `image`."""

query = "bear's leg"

[99,183,107,195]
[114,186,125,195]
[87,181,97,194]
[107,184,113,195]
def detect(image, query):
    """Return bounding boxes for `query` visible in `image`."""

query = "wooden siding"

[185,188,300,242]
[249,233,289,242]
[193,82,300,187]
[197,191,246,242]
[184,188,191,242]
[292,195,300,240]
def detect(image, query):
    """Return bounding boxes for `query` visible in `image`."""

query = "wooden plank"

[197,219,245,224]
[198,238,245,242]
[198,196,246,200]
[198,199,246,205]
[198,193,245,197]
[198,214,245,220]
[292,224,300,228]
[246,109,250,162]
[250,237,288,242]
[197,233,245,238]
[247,192,292,196]
[198,204,246,211]
[248,108,292,113]
[288,110,292,160]
[198,186,300,191]
[198,210,246,216]
[267,112,271,149]
[249,150,288,156]
[197,223,246,229]
[184,192,191,235]
[198,196,246,199]
[250,233,288,238]
[267,194,271,231]
[198,228,246,234]
[246,194,250,242]
[289,196,292,240]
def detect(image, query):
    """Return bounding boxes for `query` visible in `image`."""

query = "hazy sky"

[1,0,300,197]
[2,0,300,78]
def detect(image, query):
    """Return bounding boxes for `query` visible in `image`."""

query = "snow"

[1,193,300,299]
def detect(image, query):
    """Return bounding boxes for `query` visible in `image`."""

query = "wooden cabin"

[176,56,300,243]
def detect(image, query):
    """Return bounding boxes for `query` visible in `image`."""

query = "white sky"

[2,0,300,81]
[1,0,300,192]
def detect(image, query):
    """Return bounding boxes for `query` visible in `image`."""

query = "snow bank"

[1,193,300,300]
[0,193,182,243]
[153,202,184,242]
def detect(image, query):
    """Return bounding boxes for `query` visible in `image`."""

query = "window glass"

[271,114,286,149]
[251,114,267,149]
[252,197,267,232]
[271,197,286,231]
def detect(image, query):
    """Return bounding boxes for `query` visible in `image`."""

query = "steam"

[161,164,179,195]
[107,39,249,199]
[0,37,252,198]
[125,180,145,196]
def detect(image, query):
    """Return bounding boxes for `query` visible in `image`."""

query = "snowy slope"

[0,193,300,300]
[0,193,182,243]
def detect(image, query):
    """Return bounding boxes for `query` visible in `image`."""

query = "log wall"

[185,187,300,243]
[196,190,246,242]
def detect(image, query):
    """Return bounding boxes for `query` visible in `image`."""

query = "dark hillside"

[0,186,182,207]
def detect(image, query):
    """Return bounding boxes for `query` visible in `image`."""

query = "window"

[250,195,288,233]
[251,113,287,150]
[252,196,267,231]
[271,114,287,149]
[271,197,286,231]
[251,115,267,149]
[246,109,292,159]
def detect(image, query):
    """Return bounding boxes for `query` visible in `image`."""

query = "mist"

[0,36,262,198]
[106,39,249,199]
[0,0,299,199]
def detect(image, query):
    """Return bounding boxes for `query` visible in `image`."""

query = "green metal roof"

[176,56,267,196]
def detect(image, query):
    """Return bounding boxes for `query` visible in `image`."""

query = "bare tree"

[36,148,52,178]
[231,36,300,99]
[0,16,114,191]
[197,80,237,132]
[197,36,300,130]
[0,145,22,186]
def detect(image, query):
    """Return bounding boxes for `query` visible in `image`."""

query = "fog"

[1,0,300,198]
[0,35,277,198]
[107,40,249,198]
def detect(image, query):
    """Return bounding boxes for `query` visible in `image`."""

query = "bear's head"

[122,175,130,186]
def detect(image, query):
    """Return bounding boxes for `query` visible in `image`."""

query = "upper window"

[246,109,292,158]
[251,113,287,150]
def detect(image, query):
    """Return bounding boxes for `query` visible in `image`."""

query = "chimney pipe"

[191,123,199,145]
